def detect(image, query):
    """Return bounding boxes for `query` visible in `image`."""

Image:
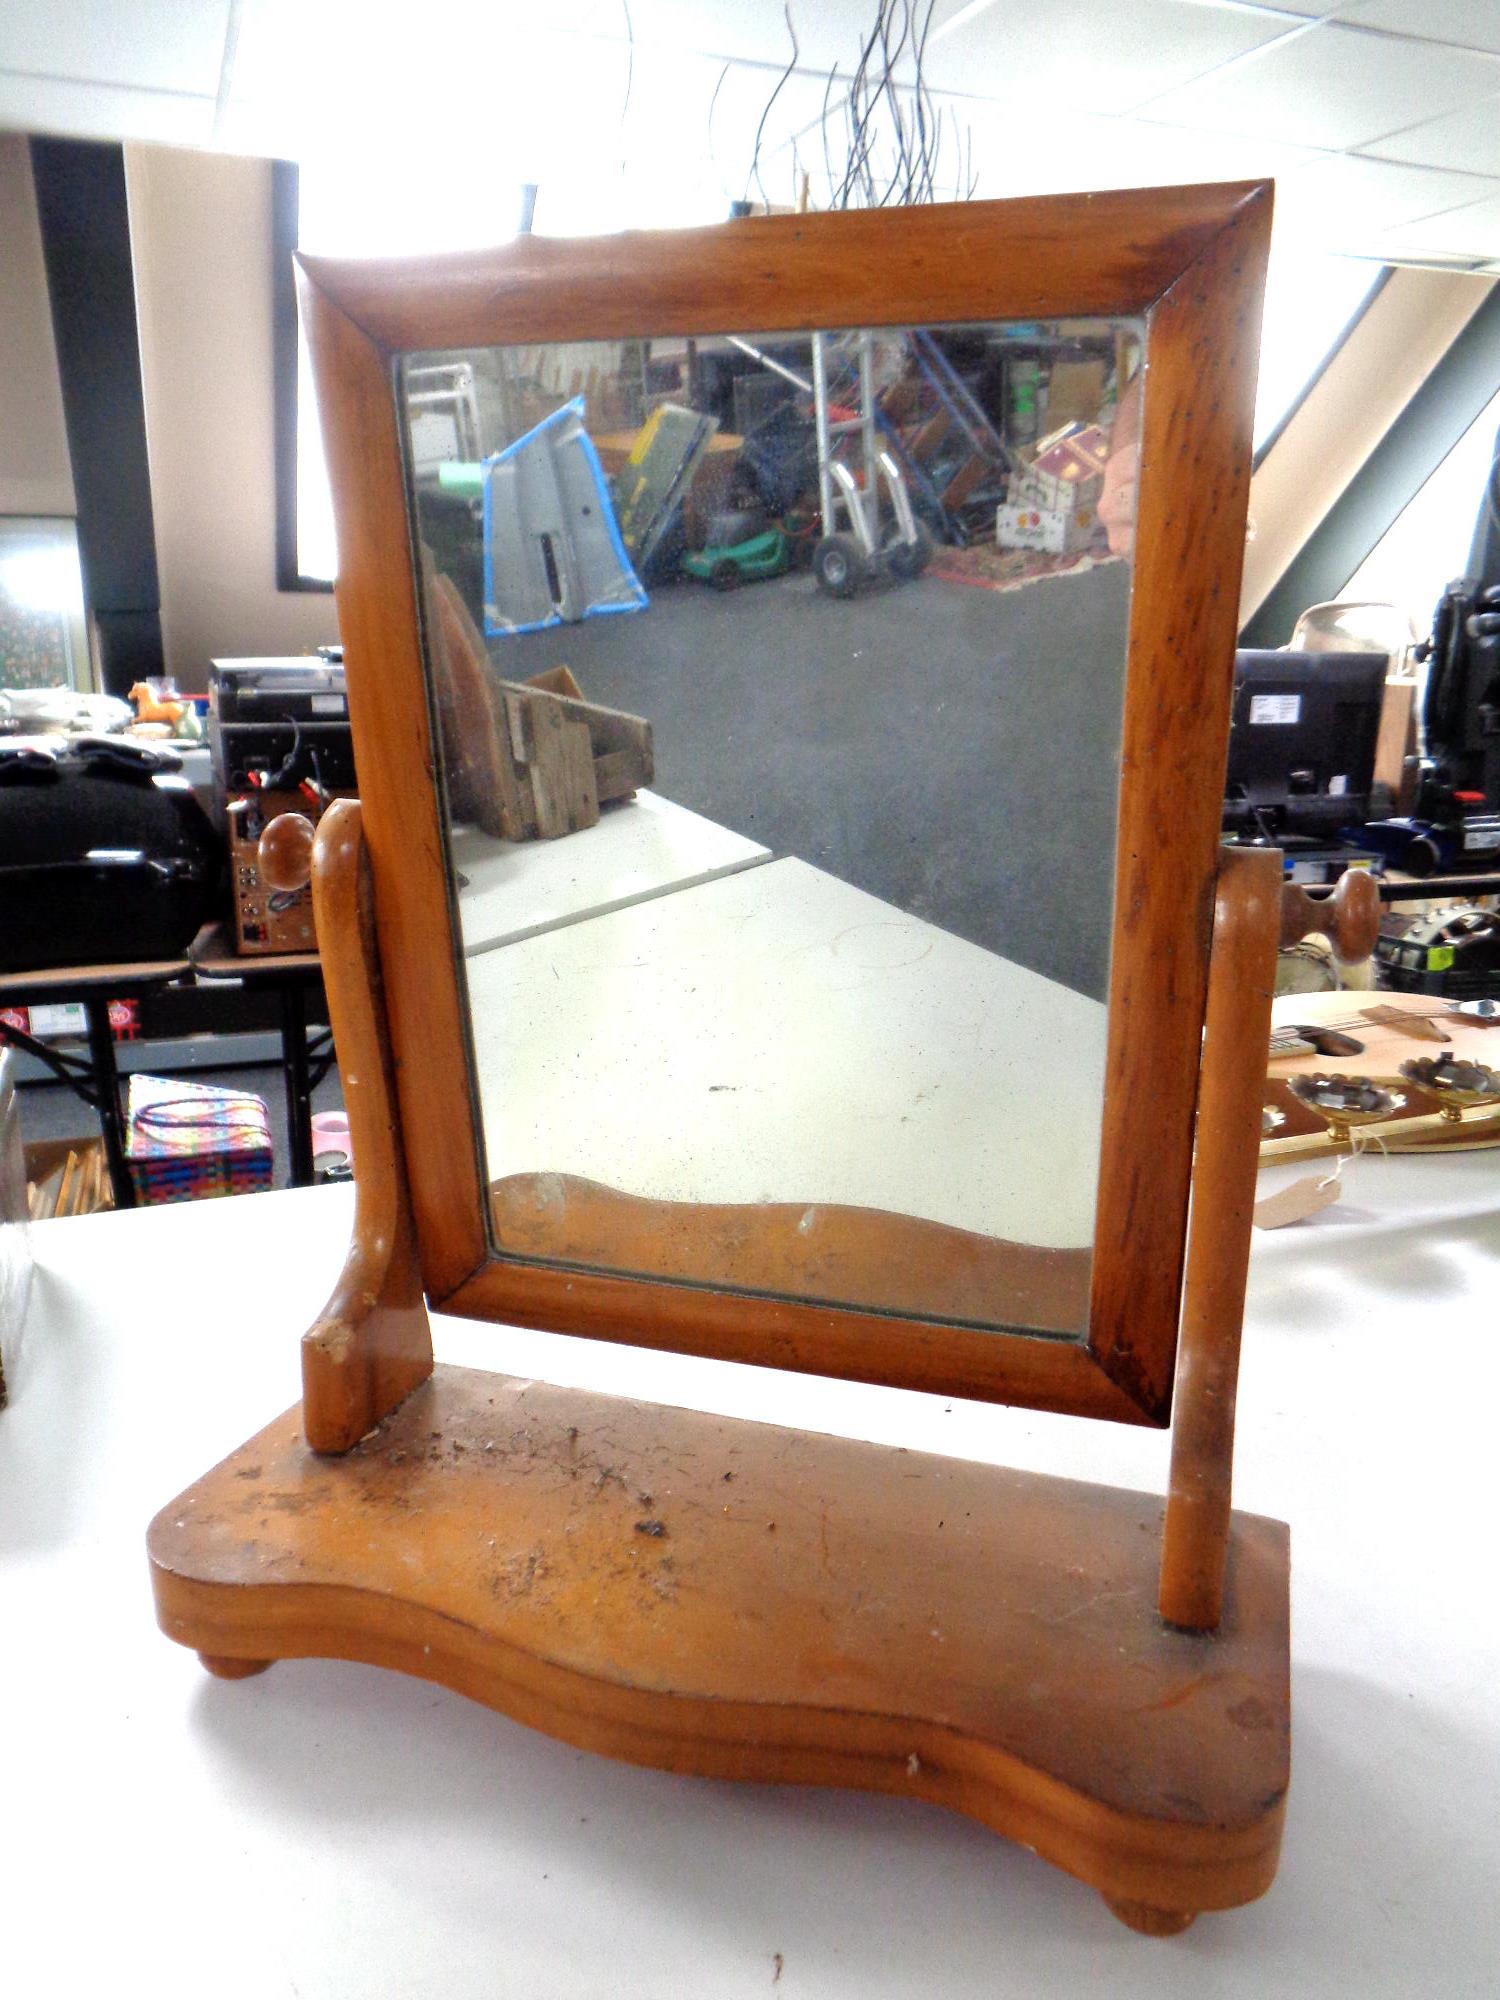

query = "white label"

[1464,824,1500,851]
[1328,774,1348,796]
[310,694,346,715]
[1250,693,1301,725]
[28,1002,87,1036]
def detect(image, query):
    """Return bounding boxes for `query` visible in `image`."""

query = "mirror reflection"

[403,318,1141,1337]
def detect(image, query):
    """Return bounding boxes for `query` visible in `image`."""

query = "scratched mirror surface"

[401,319,1142,1338]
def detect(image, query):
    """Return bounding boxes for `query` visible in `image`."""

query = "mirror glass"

[401,317,1142,1338]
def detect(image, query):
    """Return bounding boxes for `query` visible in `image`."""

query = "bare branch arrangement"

[744,2,977,214]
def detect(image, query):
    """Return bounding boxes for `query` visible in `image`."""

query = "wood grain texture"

[148,1361,1290,1921]
[1159,847,1283,1630]
[1089,186,1274,1422]
[0,955,191,995]
[488,1171,1092,1334]
[444,1256,1146,1425]
[297,271,490,1303]
[300,800,433,1453]
[297,186,1273,1419]
[300,183,1269,350]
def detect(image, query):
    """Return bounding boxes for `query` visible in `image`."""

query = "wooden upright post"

[294,800,433,1452]
[1159,845,1282,1630]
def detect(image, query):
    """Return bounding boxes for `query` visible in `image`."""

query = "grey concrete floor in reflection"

[483,560,1131,1001]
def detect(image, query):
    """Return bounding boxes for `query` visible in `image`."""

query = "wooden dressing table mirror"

[149,183,1341,1932]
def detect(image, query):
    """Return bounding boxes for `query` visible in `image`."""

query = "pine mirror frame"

[297,182,1272,1428]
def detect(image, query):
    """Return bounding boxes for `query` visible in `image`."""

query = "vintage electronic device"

[0,735,222,971]
[210,658,357,954]
[1223,649,1388,842]
[1376,903,1500,999]
[1419,577,1500,818]
[149,186,1309,1936]
[209,655,357,791]
[224,786,352,953]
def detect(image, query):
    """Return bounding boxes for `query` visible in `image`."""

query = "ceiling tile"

[1104,118,1329,185]
[0,69,215,147]
[233,21,831,202]
[1340,0,1500,55]
[921,0,1298,113]
[0,1,228,98]
[802,84,1018,206]
[958,110,1323,201]
[567,46,838,209]
[241,0,911,80]
[1377,188,1500,257]
[693,60,835,200]
[1271,152,1500,245]
[774,92,1323,214]
[603,0,907,76]
[231,1,487,108]
[1139,18,1500,148]
[234,5,818,142]
[1361,92,1500,175]
[233,10,635,145]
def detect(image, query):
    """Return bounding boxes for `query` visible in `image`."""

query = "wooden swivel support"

[259,804,432,1453]
[1160,858,1379,1637]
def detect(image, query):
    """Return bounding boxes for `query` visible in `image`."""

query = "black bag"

[0,736,224,973]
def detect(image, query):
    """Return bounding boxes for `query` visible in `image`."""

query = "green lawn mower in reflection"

[680,508,791,590]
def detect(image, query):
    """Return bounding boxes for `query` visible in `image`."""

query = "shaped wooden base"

[156,808,1291,1931]
[149,1361,1289,1930]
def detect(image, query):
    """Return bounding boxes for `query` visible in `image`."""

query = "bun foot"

[1103,1897,1197,1936]
[198,1652,272,1680]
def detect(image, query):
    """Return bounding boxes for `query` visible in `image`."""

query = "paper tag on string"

[1253,1174,1343,1230]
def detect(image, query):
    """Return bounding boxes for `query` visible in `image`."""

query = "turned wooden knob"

[1280,866,1380,963]
[258,811,316,893]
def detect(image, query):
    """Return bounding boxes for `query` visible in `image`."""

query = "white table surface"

[4,1153,1497,1996]
[466,856,1108,1248]
[451,790,769,959]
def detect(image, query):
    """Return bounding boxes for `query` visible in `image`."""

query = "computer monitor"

[1223,649,1387,841]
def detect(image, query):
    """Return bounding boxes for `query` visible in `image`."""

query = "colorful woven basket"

[125,1073,273,1204]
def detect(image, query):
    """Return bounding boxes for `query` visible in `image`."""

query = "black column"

[30,137,164,697]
